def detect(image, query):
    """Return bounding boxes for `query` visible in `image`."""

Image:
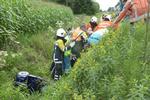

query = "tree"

[52,0,100,15]
[70,0,99,15]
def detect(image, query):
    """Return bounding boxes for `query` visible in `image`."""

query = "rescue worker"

[95,15,113,31]
[69,27,88,67]
[112,0,150,27]
[88,15,112,45]
[52,28,71,80]
[63,30,72,74]
[71,27,88,58]
[80,16,98,36]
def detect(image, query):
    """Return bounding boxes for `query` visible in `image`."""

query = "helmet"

[90,16,98,23]
[56,28,66,37]
[105,15,112,21]
[18,71,29,78]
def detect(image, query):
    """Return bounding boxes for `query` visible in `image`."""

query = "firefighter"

[80,16,98,36]
[52,28,71,80]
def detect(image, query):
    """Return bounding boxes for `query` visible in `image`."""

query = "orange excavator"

[113,0,150,26]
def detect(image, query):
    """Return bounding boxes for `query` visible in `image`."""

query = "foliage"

[0,31,54,99]
[52,0,100,15]
[40,22,150,99]
[0,0,72,99]
[0,0,150,99]
[92,2,100,14]
[0,0,74,49]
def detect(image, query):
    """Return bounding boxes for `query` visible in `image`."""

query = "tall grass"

[0,0,74,49]
[0,0,73,99]
[1,0,150,99]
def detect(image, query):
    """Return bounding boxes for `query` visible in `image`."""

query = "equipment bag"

[27,75,45,93]
[14,71,29,87]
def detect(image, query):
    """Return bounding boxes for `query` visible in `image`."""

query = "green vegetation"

[51,0,100,15]
[41,22,150,99]
[0,0,73,49]
[0,0,73,99]
[0,0,150,99]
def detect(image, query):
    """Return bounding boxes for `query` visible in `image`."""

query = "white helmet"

[56,28,66,37]
[90,16,98,23]
[18,71,29,78]
[105,15,112,21]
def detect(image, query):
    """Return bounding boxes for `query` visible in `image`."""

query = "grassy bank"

[0,0,74,99]
[0,0,74,49]
[0,0,150,99]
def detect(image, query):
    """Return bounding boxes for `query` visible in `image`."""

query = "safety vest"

[95,21,113,31]
[53,39,65,63]
[64,35,71,57]
[114,0,149,24]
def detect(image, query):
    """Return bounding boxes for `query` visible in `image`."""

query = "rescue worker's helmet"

[56,28,66,38]
[90,16,98,23]
[104,15,112,21]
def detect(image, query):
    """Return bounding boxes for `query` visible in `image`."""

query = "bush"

[71,0,100,15]
[52,0,100,15]
[40,22,150,99]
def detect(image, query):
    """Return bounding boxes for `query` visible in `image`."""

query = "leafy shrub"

[0,82,27,100]
[40,22,150,99]
[52,0,100,15]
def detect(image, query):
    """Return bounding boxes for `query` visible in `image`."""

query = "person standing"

[95,15,113,31]
[52,28,69,80]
